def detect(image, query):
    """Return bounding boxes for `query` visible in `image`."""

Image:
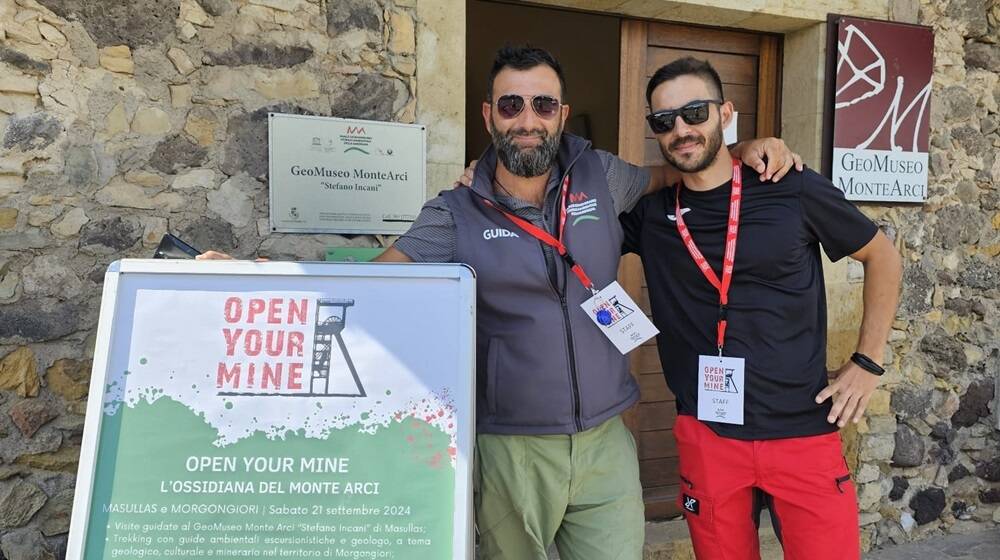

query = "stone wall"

[841,0,1000,550]
[0,0,422,557]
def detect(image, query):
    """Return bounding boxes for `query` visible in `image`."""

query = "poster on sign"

[829,16,934,203]
[66,260,475,560]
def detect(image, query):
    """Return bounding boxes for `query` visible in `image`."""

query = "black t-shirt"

[621,165,879,440]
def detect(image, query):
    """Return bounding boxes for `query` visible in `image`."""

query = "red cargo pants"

[674,415,860,560]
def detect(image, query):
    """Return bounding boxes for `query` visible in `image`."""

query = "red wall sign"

[830,16,934,203]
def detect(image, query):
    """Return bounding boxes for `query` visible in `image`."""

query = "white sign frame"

[67,259,475,560]
[268,113,427,234]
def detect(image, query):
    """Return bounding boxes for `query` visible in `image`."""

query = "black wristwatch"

[850,352,885,376]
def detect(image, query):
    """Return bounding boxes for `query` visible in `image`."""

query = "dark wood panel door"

[617,19,782,521]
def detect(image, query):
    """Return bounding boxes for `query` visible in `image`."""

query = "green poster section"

[325,248,384,263]
[86,396,454,559]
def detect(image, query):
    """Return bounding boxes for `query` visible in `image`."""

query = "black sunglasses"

[646,99,722,134]
[494,94,562,120]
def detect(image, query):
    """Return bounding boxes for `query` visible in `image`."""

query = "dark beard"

[660,122,723,173]
[490,124,561,178]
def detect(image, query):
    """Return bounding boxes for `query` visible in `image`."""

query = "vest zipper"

[560,292,584,433]
[552,153,587,434]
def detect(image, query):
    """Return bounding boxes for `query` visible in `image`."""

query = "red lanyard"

[674,158,743,355]
[482,175,596,293]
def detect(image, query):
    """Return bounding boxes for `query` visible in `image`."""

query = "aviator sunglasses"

[493,94,563,120]
[646,99,722,134]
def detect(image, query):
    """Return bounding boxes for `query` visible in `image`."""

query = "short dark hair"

[645,57,724,107]
[487,45,567,101]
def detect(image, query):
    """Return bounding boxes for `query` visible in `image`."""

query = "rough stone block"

[958,257,999,290]
[205,43,313,68]
[141,215,168,247]
[35,0,180,48]
[0,300,83,342]
[131,107,171,135]
[919,328,968,378]
[169,84,192,108]
[13,445,81,472]
[172,168,215,190]
[0,347,40,397]
[44,358,90,401]
[892,386,933,419]
[889,476,909,501]
[948,464,971,483]
[166,47,195,75]
[249,0,301,11]
[860,433,895,462]
[199,0,233,16]
[2,112,61,150]
[0,207,18,229]
[103,102,129,136]
[977,458,1000,482]
[148,134,208,174]
[37,22,66,45]
[183,109,216,146]
[388,11,414,55]
[98,45,134,74]
[27,208,58,227]
[49,207,88,238]
[331,73,404,121]
[0,479,47,528]
[179,0,212,27]
[208,173,257,227]
[37,487,73,536]
[0,45,52,75]
[178,217,236,254]
[952,378,995,427]
[222,103,312,178]
[253,70,319,99]
[123,170,163,188]
[965,41,1000,72]
[0,75,39,95]
[0,528,55,560]
[79,216,140,254]
[326,0,380,35]
[909,487,946,525]
[9,399,57,437]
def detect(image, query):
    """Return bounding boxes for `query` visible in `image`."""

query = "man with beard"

[373,46,800,559]
[621,57,902,559]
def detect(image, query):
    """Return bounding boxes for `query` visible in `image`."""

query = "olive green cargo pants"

[475,415,645,560]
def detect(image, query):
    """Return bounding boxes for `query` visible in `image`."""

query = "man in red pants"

[622,57,903,559]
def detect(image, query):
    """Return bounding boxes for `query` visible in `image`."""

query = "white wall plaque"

[269,114,426,234]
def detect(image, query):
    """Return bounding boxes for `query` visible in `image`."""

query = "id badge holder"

[696,354,745,425]
[580,281,659,355]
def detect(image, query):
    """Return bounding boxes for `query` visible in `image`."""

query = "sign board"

[67,260,475,560]
[830,16,933,202]
[269,114,426,234]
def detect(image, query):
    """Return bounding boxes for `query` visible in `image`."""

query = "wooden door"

[617,19,783,520]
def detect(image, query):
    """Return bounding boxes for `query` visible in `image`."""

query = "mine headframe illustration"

[311,298,365,397]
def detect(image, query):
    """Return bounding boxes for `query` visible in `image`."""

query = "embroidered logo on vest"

[483,228,520,240]
[567,192,599,225]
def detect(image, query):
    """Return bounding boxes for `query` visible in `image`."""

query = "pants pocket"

[676,483,726,560]
[676,484,714,524]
